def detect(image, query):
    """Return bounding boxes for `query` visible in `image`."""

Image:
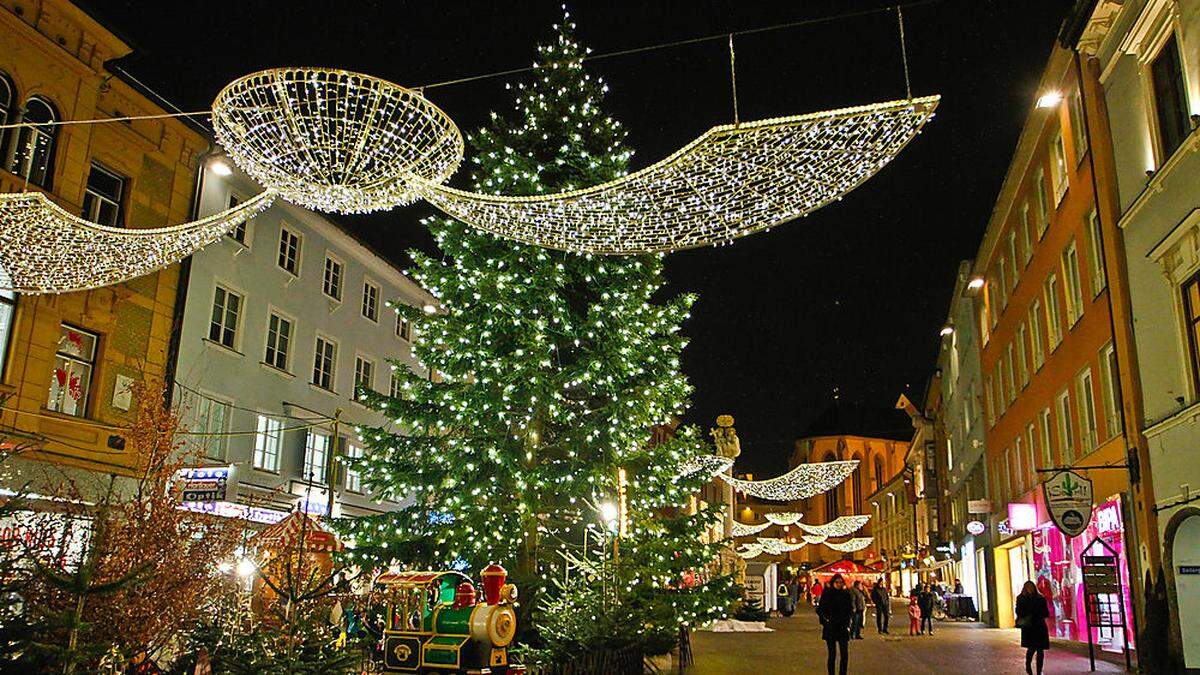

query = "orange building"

[972,40,1145,637]
[0,0,208,480]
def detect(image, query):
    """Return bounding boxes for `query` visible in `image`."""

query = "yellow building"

[0,0,208,475]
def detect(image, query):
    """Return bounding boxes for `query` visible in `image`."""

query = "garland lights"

[764,512,803,526]
[677,455,734,481]
[801,534,827,545]
[0,191,273,294]
[730,521,772,537]
[756,538,806,555]
[796,515,871,538]
[719,460,859,501]
[824,537,874,553]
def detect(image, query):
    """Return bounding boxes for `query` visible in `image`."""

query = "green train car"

[372,565,524,675]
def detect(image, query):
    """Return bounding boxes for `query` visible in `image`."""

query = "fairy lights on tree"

[339,14,733,651]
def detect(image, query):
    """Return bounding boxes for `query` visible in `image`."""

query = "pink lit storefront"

[1029,494,1135,654]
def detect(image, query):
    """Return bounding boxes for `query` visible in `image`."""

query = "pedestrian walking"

[917,584,935,635]
[849,580,867,639]
[779,580,795,617]
[870,579,891,634]
[811,579,824,606]
[907,595,920,636]
[1015,580,1050,675]
[817,574,853,675]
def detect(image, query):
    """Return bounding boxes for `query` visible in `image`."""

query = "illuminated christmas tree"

[341,14,734,652]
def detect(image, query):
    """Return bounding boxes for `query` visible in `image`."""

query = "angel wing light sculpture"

[1,67,937,293]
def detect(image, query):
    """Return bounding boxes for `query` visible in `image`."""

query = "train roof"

[374,570,471,588]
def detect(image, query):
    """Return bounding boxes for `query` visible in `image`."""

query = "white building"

[171,157,434,522]
[1078,0,1200,666]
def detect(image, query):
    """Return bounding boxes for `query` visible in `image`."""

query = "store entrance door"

[1174,515,1200,668]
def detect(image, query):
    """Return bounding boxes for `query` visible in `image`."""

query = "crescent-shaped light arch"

[418,96,939,254]
[0,191,274,294]
[718,459,859,501]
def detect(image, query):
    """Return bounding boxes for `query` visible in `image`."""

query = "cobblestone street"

[689,603,1128,675]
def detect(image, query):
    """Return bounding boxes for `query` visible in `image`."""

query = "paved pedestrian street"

[689,605,1126,674]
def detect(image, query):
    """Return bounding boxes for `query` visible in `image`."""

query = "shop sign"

[0,511,91,571]
[179,500,287,525]
[967,499,992,514]
[1007,502,1038,531]
[966,520,986,535]
[1043,470,1093,538]
[1179,565,1200,575]
[176,465,235,503]
[997,519,1014,536]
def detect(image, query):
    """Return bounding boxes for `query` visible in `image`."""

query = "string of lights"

[719,459,859,501]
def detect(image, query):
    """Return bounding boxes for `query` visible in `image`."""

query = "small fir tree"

[341,12,733,651]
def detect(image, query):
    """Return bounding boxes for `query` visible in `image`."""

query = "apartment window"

[1063,240,1085,326]
[994,362,1007,416]
[1029,299,1046,368]
[264,312,293,371]
[82,164,124,227]
[987,282,999,330]
[1034,168,1049,238]
[390,370,403,398]
[208,285,242,349]
[226,193,249,244]
[1099,342,1121,440]
[1020,204,1033,266]
[0,289,12,380]
[946,436,954,472]
[0,74,11,152]
[192,395,231,461]
[278,225,301,275]
[396,314,412,341]
[998,263,1009,309]
[1039,408,1053,468]
[1026,422,1038,473]
[1050,130,1069,204]
[322,255,343,300]
[361,281,380,322]
[47,325,97,417]
[1151,34,1191,161]
[1014,435,1025,493]
[253,414,282,471]
[1003,448,1013,500]
[1008,232,1020,288]
[354,356,375,396]
[1057,390,1075,465]
[985,377,995,427]
[1087,209,1106,297]
[1005,343,1017,403]
[10,97,58,189]
[312,336,337,391]
[344,441,363,492]
[1045,273,1063,348]
[1016,323,1029,388]
[1077,368,1099,453]
[303,431,330,484]
[1070,90,1088,162]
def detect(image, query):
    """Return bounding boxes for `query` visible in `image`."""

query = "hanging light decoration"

[718,460,858,501]
[756,538,807,555]
[764,512,804,526]
[731,521,772,537]
[801,534,827,545]
[824,537,874,553]
[735,543,765,559]
[677,455,734,481]
[421,96,939,254]
[796,515,871,538]
[0,191,273,294]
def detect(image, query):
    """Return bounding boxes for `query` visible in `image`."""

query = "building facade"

[972,39,1142,650]
[171,159,435,521]
[931,262,993,622]
[1077,0,1200,665]
[0,0,207,478]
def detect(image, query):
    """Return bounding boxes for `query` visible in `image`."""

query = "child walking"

[908,595,921,636]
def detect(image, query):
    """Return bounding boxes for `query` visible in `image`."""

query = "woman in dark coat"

[817,573,854,675]
[1015,580,1050,675]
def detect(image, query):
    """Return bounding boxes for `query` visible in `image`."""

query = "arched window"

[11,96,58,188]
[851,460,863,512]
[0,73,12,156]
[823,452,839,519]
[874,455,885,490]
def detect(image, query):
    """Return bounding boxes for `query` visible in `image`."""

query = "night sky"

[96,0,1069,476]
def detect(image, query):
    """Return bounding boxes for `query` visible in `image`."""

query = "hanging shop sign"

[1007,502,1038,531]
[1080,537,1132,671]
[967,499,992,514]
[176,465,236,503]
[966,520,987,536]
[1043,470,1093,538]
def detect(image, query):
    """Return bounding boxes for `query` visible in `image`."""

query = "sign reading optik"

[1042,470,1093,538]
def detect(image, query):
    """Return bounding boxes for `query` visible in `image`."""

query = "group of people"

[905,583,938,636]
